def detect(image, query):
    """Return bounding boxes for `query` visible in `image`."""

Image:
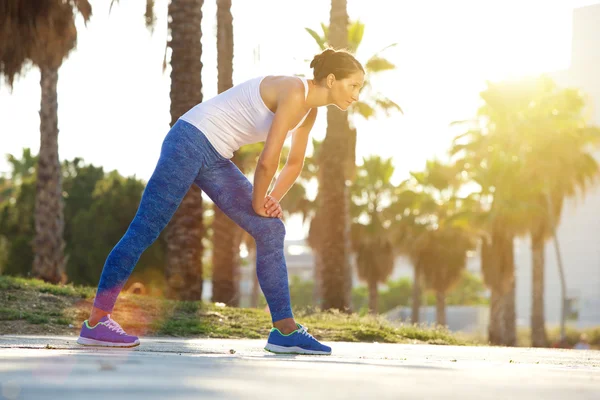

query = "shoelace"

[105,317,126,335]
[298,325,316,340]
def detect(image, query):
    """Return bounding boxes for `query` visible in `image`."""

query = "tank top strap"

[296,76,309,101]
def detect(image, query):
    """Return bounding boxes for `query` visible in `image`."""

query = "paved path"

[1,335,599,399]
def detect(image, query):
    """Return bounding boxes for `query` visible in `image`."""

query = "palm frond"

[374,97,403,115]
[366,43,398,62]
[347,20,364,53]
[145,0,157,31]
[320,22,329,40]
[0,0,91,86]
[305,28,326,50]
[365,56,395,73]
[74,0,92,23]
[352,101,375,119]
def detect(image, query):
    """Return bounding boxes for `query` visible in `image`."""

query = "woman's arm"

[252,87,306,214]
[269,108,318,201]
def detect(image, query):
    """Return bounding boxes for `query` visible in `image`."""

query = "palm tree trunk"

[32,66,66,284]
[531,229,548,347]
[498,233,517,347]
[211,2,239,304]
[320,0,352,312]
[216,0,233,91]
[482,227,516,346]
[164,0,204,301]
[211,207,243,305]
[503,279,517,346]
[545,192,567,341]
[312,249,324,306]
[488,288,504,345]
[368,279,378,314]
[435,290,446,326]
[164,184,204,300]
[250,247,259,307]
[411,260,421,323]
[344,128,357,305]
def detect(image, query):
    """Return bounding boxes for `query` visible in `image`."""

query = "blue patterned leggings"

[93,119,293,323]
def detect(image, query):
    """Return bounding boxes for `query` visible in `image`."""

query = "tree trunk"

[216,0,233,92]
[435,290,446,327]
[482,227,516,346]
[211,0,240,305]
[32,66,66,284]
[368,279,378,315]
[503,278,517,346]
[411,261,421,324]
[344,128,357,305]
[250,247,259,307]
[164,0,205,301]
[546,192,567,341]
[531,229,548,347]
[312,248,324,306]
[211,207,243,305]
[320,0,352,312]
[488,288,504,345]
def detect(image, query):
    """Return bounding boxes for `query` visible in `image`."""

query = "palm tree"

[210,0,242,306]
[313,0,353,311]
[0,1,92,284]
[108,0,205,300]
[279,137,322,302]
[162,0,205,301]
[451,116,529,345]
[305,14,401,311]
[401,160,475,326]
[448,76,600,345]
[507,77,600,346]
[350,156,397,314]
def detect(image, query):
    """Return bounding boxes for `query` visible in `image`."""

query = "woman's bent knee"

[253,217,286,246]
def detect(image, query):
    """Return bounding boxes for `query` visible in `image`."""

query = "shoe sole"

[76,336,140,348]
[264,343,331,355]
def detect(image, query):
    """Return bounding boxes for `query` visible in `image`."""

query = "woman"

[77,48,365,355]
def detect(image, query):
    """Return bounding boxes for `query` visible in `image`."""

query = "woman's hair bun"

[310,48,364,81]
[310,48,335,69]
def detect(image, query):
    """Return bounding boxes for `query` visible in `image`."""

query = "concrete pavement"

[1,335,599,399]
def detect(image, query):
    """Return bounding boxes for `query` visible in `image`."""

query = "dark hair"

[310,48,364,81]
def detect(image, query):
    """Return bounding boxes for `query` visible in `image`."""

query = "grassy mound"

[0,275,468,345]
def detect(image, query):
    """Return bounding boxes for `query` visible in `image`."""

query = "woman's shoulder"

[261,75,307,103]
[262,75,305,87]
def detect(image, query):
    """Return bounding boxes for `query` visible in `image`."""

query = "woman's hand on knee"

[264,195,283,219]
[253,195,283,219]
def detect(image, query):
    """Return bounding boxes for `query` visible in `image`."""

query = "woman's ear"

[326,73,336,89]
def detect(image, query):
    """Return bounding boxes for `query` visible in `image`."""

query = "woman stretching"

[77,48,365,355]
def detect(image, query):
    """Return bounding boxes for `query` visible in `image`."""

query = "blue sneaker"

[264,323,332,355]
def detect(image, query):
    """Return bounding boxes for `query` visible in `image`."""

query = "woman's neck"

[305,79,333,108]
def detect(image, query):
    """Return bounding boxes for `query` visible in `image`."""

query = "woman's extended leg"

[194,159,297,332]
[90,123,205,321]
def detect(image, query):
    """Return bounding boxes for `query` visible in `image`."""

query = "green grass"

[1,307,50,324]
[0,275,470,344]
[0,275,95,298]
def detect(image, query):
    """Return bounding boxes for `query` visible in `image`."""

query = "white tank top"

[179,76,310,159]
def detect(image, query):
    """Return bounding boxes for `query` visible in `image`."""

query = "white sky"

[1,0,598,239]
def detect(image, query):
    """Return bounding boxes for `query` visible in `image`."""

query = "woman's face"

[329,71,365,111]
